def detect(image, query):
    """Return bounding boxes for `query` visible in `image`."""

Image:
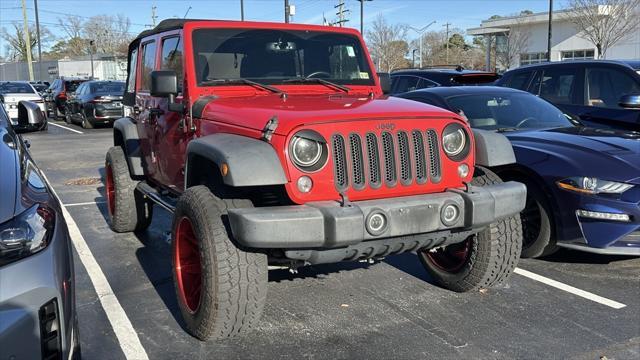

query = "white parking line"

[64,201,106,207]
[43,176,149,360]
[48,121,84,134]
[514,268,626,309]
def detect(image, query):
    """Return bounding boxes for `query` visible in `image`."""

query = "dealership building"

[468,5,640,70]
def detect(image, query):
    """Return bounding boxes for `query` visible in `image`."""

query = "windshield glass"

[446,93,575,130]
[65,81,83,92]
[0,82,35,94]
[192,28,374,86]
[91,82,125,95]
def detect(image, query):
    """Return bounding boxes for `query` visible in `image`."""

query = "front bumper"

[229,181,526,249]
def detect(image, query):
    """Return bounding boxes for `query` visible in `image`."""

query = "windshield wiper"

[202,78,285,95]
[282,77,350,93]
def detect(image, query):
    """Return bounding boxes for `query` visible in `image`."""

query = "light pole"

[357,0,372,35]
[408,21,436,68]
[89,40,95,79]
[547,0,553,62]
[240,0,244,21]
[411,49,418,68]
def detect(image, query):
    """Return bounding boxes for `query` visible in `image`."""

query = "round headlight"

[442,123,470,161]
[289,130,328,172]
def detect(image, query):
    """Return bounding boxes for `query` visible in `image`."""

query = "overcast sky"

[0,0,560,52]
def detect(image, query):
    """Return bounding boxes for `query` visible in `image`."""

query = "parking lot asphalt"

[22,120,640,360]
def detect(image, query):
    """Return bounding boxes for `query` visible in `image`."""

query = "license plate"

[9,104,17,109]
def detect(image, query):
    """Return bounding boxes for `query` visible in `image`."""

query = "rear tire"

[105,146,152,233]
[81,114,94,129]
[65,109,72,124]
[418,167,522,292]
[172,185,268,340]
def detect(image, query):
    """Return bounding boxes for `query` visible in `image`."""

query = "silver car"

[0,104,79,359]
[0,81,48,131]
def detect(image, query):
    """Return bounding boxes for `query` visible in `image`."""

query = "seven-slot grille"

[332,130,441,191]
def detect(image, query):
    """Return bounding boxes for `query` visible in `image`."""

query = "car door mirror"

[377,72,391,94]
[17,101,46,127]
[619,94,640,109]
[150,70,184,113]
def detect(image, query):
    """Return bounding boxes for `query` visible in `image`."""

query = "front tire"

[105,146,152,232]
[418,167,522,292]
[172,186,268,340]
[520,183,558,258]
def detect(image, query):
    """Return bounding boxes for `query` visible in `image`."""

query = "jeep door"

[136,38,162,181]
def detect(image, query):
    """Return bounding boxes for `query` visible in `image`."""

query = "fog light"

[366,210,388,236]
[576,209,631,222]
[441,203,460,226]
[297,176,313,193]
[458,164,470,178]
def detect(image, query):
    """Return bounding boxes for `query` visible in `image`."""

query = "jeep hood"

[196,94,460,135]
[506,126,640,183]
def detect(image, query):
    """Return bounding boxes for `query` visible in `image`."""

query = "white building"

[467,5,640,70]
[0,54,127,82]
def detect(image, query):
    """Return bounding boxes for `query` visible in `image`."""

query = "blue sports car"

[398,86,640,257]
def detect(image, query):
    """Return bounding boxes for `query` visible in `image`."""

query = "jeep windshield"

[192,28,375,87]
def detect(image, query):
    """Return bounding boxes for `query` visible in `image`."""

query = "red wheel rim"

[174,217,202,314]
[424,238,472,273]
[105,163,115,217]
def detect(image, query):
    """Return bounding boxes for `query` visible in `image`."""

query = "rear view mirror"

[377,72,391,94]
[17,101,46,127]
[619,94,640,109]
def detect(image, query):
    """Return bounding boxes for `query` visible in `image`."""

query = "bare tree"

[1,23,53,61]
[82,14,132,56]
[58,15,83,39]
[365,15,410,72]
[565,0,640,58]
[495,25,530,69]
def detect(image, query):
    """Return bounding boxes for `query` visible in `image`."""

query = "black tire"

[81,113,94,129]
[65,109,72,124]
[172,185,268,340]
[418,167,523,292]
[520,182,559,258]
[71,316,82,360]
[105,146,152,232]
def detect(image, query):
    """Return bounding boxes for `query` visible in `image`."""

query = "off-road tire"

[419,166,523,292]
[520,182,558,258]
[105,146,152,232]
[172,185,268,340]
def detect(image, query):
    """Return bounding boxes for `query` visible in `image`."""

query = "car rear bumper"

[228,181,526,249]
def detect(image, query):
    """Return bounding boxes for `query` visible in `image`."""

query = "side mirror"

[150,70,184,113]
[619,94,640,109]
[378,72,391,95]
[17,101,46,127]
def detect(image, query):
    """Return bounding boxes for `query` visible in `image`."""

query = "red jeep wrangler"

[106,19,526,340]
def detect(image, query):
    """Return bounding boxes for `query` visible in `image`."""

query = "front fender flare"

[472,129,516,167]
[186,134,288,187]
[113,117,144,177]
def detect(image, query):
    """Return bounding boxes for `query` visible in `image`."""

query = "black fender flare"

[186,134,288,187]
[113,117,144,177]
[472,129,516,167]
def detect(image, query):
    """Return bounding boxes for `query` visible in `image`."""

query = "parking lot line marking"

[48,121,84,134]
[42,174,149,360]
[514,268,626,309]
[64,201,106,207]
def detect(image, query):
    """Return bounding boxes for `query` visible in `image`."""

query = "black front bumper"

[228,181,526,250]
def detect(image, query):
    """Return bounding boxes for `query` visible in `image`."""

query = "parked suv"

[107,19,526,341]
[390,66,500,94]
[45,77,88,120]
[497,60,640,131]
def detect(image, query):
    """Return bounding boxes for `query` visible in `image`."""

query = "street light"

[357,0,372,35]
[89,40,95,79]
[408,21,436,68]
[412,49,418,68]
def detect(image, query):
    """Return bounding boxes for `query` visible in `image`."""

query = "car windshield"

[91,82,125,95]
[32,84,48,92]
[0,82,35,94]
[65,81,83,92]
[446,93,575,130]
[192,28,375,86]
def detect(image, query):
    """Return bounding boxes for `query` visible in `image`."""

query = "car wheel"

[81,114,94,129]
[172,185,267,340]
[65,109,72,124]
[417,167,523,292]
[520,183,558,258]
[105,146,152,232]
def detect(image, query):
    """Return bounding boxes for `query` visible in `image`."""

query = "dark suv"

[45,77,88,119]
[390,67,500,94]
[496,60,640,131]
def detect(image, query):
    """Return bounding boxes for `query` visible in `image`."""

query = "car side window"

[391,76,420,94]
[140,41,157,92]
[508,71,533,91]
[540,68,579,105]
[416,78,438,89]
[126,47,138,94]
[161,36,184,92]
[586,67,640,109]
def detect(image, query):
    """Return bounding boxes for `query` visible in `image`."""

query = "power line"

[333,1,349,27]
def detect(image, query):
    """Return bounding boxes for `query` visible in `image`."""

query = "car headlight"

[289,130,328,172]
[556,177,634,195]
[442,123,470,160]
[0,204,55,267]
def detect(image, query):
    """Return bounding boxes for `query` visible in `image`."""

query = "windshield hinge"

[261,116,278,142]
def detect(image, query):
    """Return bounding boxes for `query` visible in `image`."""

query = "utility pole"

[547,0,553,62]
[21,0,34,81]
[285,0,290,23]
[240,0,244,21]
[408,21,436,68]
[151,5,158,27]
[334,1,349,27]
[33,0,42,80]
[89,40,95,79]
[357,0,372,35]
[443,22,451,64]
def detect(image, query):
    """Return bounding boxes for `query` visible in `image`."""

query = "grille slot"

[381,132,397,186]
[366,133,382,188]
[426,129,441,183]
[412,130,428,184]
[332,134,348,190]
[397,131,412,184]
[349,134,365,189]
